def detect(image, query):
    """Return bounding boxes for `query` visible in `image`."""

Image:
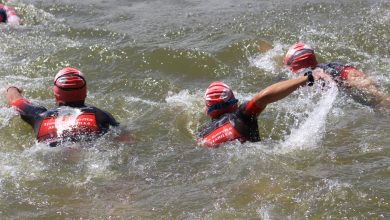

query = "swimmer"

[5,67,120,147]
[0,3,21,25]
[284,42,390,108]
[197,71,328,148]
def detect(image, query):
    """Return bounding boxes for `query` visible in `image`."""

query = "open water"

[0,0,389,219]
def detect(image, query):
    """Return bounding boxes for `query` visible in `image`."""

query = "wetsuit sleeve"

[239,99,265,118]
[95,108,120,128]
[10,98,47,127]
[105,111,120,127]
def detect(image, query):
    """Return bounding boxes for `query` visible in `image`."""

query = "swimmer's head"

[284,42,318,73]
[0,9,7,23]
[204,82,238,119]
[53,67,87,105]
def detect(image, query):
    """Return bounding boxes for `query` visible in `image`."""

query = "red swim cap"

[204,82,238,119]
[284,42,318,73]
[53,67,87,105]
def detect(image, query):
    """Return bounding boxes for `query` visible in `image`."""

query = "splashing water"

[165,90,204,137]
[279,83,339,152]
[0,107,17,129]
[249,43,286,74]
[165,90,201,108]
[54,107,82,137]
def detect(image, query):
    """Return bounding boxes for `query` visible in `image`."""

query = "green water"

[0,0,389,219]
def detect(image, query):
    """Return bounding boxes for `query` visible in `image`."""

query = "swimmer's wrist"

[304,71,314,86]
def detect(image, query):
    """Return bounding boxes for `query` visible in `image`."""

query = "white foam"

[124,95,161,107]
[0,155,19,178]
[165,90,204,137]
[278,83,339,152]
[165,90,201,108]
[0,144,49,185]
[0,107,18,129]
[22,142,54,158]
[256,205,273,220]
[249,43,285,74]
[55,107,83,137]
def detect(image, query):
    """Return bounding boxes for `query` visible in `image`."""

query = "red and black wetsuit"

[198,99,264,148]
[316,62,360,82]
[11,98,119,146]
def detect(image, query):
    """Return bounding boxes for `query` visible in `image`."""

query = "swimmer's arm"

[5,86,24,106]
[252,76,308,109]
[252,71,327,109]
[4,86,47,126]
[107,113,120,127]
[346,74,382,98]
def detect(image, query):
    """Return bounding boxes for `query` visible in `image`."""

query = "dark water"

[0,0,389,219]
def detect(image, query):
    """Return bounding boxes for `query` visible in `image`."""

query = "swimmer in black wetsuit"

[198,72,328,148]
[5,67,119,146]
[284,42,390,108]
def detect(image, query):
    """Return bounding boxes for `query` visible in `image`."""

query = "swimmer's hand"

[5,86,24,106]
[311,68,334,88]
[6,86,23,94]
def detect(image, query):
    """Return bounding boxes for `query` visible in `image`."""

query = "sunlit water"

[0,0,389,219]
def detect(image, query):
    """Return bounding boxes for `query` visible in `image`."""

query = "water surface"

[0,0,389,219]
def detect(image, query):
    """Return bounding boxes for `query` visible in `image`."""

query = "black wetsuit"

[11,98,119,146]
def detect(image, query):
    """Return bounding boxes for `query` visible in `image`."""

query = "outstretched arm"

[5,86,24,105]
[252,73,323,109]
[345,70,383,98]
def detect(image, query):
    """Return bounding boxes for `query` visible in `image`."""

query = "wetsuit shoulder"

[237,101,261,142]
[238,100,264,119]
[317,62,344,74]
[86,105,119,127]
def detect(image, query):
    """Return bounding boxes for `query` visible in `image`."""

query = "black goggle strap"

[207,98,238,113]
[287,49,314,65]
[54,73,86,90]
